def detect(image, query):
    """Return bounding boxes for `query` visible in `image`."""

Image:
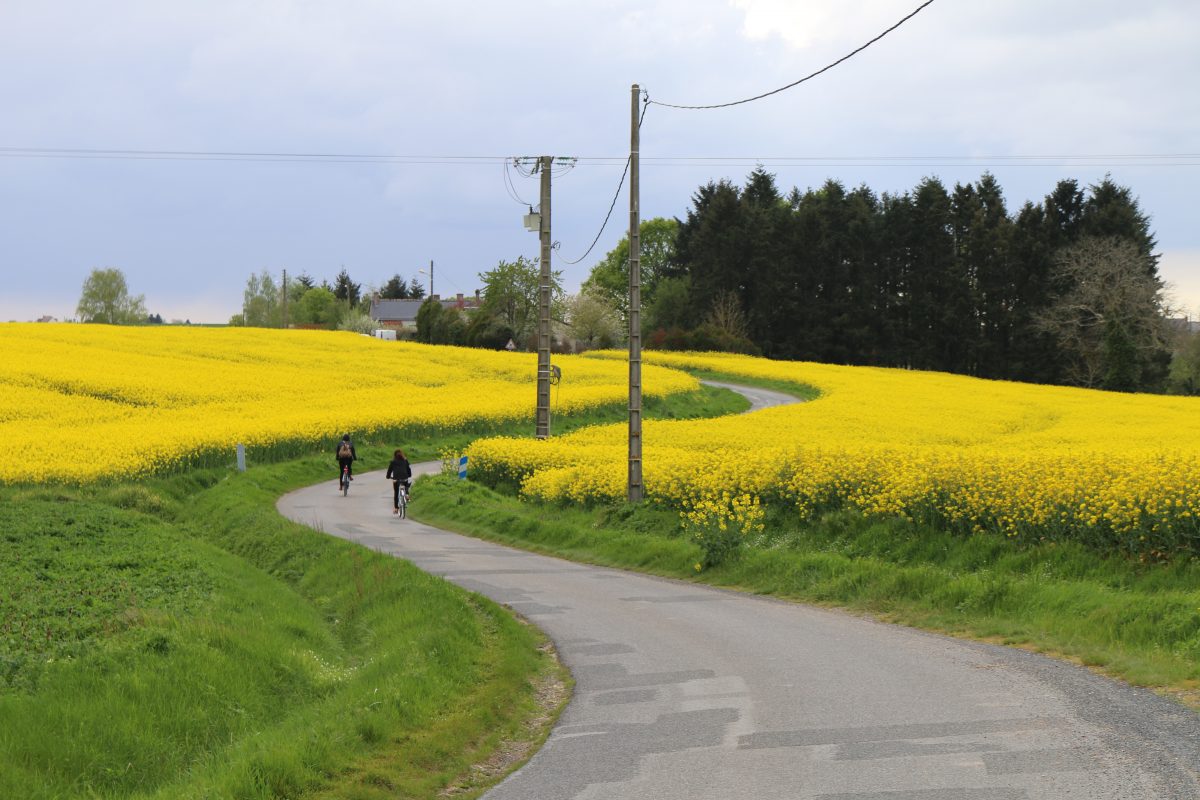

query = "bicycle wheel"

[342,472,349,496]
[398,489,407,519]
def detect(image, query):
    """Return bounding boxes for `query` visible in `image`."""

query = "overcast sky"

[2,0,1198,323]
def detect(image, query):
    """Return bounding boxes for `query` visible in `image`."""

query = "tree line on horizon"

[234,259,566,350]
[230,267,428,331]
[67,169,1200,394]
[582,170,1195,394]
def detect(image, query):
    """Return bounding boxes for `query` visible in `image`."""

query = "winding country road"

[278,383,1200,799]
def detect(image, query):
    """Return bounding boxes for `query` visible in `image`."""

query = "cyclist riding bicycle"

[336,434,357,486]
[386,448,413,515]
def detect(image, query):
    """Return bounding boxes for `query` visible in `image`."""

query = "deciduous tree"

[1034,237,1170,390]
[295,286,340,327]
[479,256,560,341]
[241,270,281,327]
[1167,331,1200,395]
[416,298,466,344]
[565,289,622,350]
[582,217,678,319]
[76,268,146,325]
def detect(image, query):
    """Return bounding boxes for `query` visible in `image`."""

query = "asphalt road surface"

[277,384,1199,799]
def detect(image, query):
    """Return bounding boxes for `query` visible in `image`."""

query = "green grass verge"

[0,382,742,798]
[0,461,565,800]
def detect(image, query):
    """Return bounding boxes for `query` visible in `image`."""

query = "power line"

[556,156,631,265]
[0,146,508,161]
[1,146,1194,167]
[502,158,531,206]
[558,99,650,266]
[648,0,937,111]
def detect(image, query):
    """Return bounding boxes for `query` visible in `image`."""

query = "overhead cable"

[503,158,531,206]
[558,100,649,266]
[648,0,936,110]
[1,146,1194,168]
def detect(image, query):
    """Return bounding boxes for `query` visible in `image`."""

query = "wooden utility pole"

[536,156,553,438]
[281,268,288,328]
[628,84,643,502]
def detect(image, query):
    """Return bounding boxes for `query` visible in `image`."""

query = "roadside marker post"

[236,443,246,472]
[458,456,468,480]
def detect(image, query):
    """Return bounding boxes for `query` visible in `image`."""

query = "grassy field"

[413,371,1200,711]
[0,383,745,799]
[1,463,561,800]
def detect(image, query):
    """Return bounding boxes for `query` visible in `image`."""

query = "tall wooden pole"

[536,156,553,439]
[627,85,643,502]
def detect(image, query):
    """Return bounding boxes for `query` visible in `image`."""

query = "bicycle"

[394,480,410,518]
[340,463,351,497]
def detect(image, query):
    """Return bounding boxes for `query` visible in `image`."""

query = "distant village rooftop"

[369,292,481,328]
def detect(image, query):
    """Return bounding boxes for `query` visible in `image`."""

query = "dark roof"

[370,295,482,322]
[370,299,424,321]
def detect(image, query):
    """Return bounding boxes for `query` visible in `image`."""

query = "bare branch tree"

[706,290,751,341]
[1034,237,1169,388]
[563,288,623,350]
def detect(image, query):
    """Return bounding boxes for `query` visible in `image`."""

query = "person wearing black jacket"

[386,448,412,515]
[335,434,357,484]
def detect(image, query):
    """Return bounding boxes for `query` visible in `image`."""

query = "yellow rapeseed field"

[0,324,696,484]
[468,351,1200,556]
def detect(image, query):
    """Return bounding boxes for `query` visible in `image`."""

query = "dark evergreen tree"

[907,178,961,371]
[380,273,410,299]
[1006,201,1063,383]
[948,174,1017,376]
[1080,176,1157,264]
[839,186,883,364]
[1043,179,1086,251]
[876,190,916,366]
[333,268,361,306]
[671,180,745,329]
[1102,320,1140,392]
[666,170,1165,392]
[737,168,788,354]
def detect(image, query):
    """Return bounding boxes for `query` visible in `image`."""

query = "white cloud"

[730,0,898,49]
[2,1,1198,322]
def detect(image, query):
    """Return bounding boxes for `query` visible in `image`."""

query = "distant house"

[1166,316,1200,337]
[36,315,56,323]
[369,293,482,331]
[369,298,424,330]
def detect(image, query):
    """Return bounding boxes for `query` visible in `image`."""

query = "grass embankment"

[1,464,556,800]
[413,372,1200,710]
[0,383,746,799]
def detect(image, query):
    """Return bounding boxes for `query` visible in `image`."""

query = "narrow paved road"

[278,384,1199,799]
